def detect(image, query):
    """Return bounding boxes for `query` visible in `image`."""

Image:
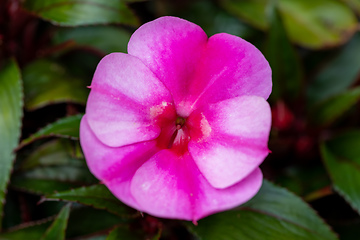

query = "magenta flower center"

[175,116,186,130]
[152,102,210,156]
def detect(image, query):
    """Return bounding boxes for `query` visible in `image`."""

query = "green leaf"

[45,185,133,217]
[0,59,23,230]
[20,165,96,184]
[53,26,131,54]
[307,32,360,105]
[321,130,360,214]
[40,204,71,240]
[341,0,360,15]
[220,0,268,30]
[309,86,360,126]
[189,181,337,240]
[23,0,139,27]
[0,219,51,239]
[10,178,78,195]
[275,165,330,197]
[18,140,84,171]
[266,3,302,101]
[106,226,143,240]
[221,0,357,48]
[23,59,89,110]
[66,207,130,238]
[278,0,357,48]
[15,140,96,185]
[177,0,257,39]
[19,114,82,148]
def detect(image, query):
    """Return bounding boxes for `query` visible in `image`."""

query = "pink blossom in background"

[80,16,272,222]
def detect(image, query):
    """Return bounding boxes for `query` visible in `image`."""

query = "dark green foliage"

[23,0,139,27]
[220,0,357,48]
[40,204,71,240]
[20,114,83,148]
[321,131,360,214]
[45,185,135,217]
[0,0,360,239]
[0,60,23,230]
[189,181,337,240]
[23,60,89,110]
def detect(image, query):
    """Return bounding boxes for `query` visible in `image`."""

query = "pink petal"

[195,168,263,220]
[188,96,271,189]
[130,151,263,221]
[81,115,263,220]
[80,116,158,210]
[128,17,271,116]
[130,151,194,220]
[86,52,173,147]
[185,33,272,113]
[127,16,208,116]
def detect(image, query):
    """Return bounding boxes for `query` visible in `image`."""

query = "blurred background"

[0,0,360,239]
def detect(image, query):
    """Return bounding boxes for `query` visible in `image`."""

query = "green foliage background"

[0,0,360,239]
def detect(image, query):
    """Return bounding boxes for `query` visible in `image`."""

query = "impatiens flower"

[80,16,272,222]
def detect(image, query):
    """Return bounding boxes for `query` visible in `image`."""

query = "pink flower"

[80,16,272,222]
